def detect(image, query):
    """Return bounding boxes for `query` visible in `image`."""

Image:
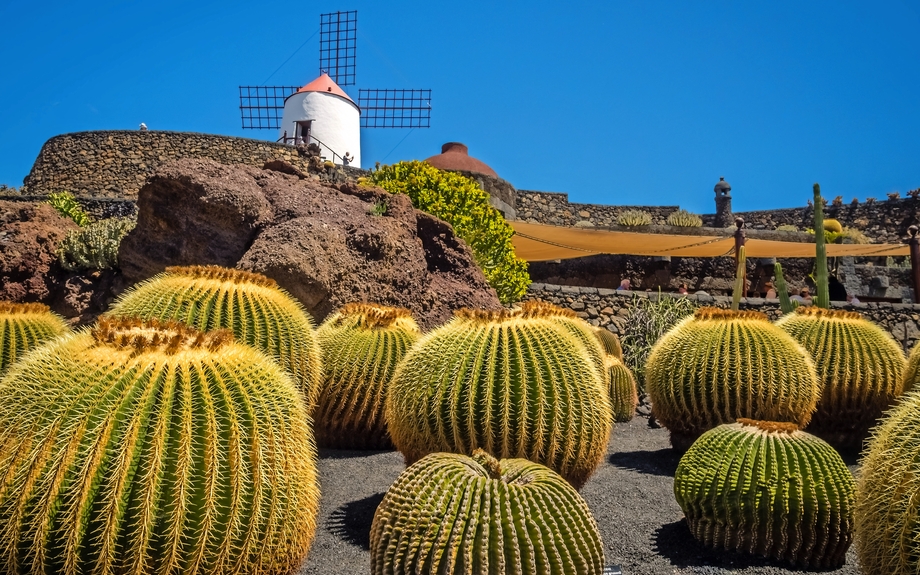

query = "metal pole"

[909,225,920,303]
[734,217,747,296]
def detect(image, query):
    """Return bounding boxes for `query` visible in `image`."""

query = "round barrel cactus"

[0,316,319,574]
[387,307,612,488]
[646,307,820,450]
[675,419,854,569]
[594,326,623,360]
[108,265,323,408]
[0,302,69,376]
[776,306,906,449]
[520,300,608,385]
[371,449,605,575]
[905,339,920,393]
[606,355,638,422]
[315,303,421,449]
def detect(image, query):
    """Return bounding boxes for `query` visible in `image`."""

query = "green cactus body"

[904,340,920,393]
[606,356,638,422]
[666,209,703,227]
[675,419,855,569]
[731,245,746,311]
[108,265,323,408]
[645,308,820,450]
[0,302,70,376]
[774,262,798,314]
[617,209,652,227]
[315,303,421,449]
[856,391,920,574]
[521,300,609,388]
[0,317,319,574]
[813,184,830,308]
[823,218,844,234]
[387,307,612,488]
[776,306,906,449]
[594,327,623,360]
[370,449,605,575]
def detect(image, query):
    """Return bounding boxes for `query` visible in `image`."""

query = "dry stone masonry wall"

[517,190,677,228]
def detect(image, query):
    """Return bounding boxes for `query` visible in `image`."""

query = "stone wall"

[525,283,920,352]
[517,190,677,227]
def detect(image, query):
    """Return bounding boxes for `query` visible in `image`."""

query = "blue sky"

[1,0,918,213]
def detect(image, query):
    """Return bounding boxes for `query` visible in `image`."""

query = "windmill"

[238,10,431,168]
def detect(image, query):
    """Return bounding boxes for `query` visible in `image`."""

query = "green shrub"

[775,224,799,232]
[666,209,703,227]
[617,209,652,226]
[57,216,136,271]
[619,293,696,391]
[45,191,91,226]
[366,160,530,303]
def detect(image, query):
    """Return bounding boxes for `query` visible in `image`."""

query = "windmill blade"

[320,10,357,87]
[239,86,299,130]
[358,89,431,128]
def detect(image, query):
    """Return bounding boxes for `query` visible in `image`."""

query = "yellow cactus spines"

[594,326,623,360]
[0,302,70,376]
[108,264,323,408]
[519,300,609,386]
[370,449,605,575]
[646,307,820,450]
[0,316,319,575]
[387,307,612,488]
[776,306,906,449]
[675,419,855,569]
[856,392,920,574]
[606,356,638,422]
[823,218,844,234]
[315,303,421,449]
[905,339,920,393]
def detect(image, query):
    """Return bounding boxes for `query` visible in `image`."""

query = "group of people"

[616,276,861,304]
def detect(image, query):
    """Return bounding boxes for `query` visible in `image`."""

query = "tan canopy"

[510,221,910,261]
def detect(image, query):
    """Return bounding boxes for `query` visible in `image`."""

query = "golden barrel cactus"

[0,302,69,376]
[0,317,319,574]
[594,326,623,360]
[646,308,820,450]
[901,338,920,394]
[776,307,906,449]
[108,265,323,408]
[371,449,605,575]
[520,300,608,386]
[315,303,421,449]
[857,391,920,574]
[387,307,612,488]
[675,419,855,569]
[606,355,638,422]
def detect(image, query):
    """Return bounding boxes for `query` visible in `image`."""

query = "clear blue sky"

[2,0,918,213]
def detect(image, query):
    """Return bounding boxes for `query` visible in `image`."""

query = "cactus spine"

[813,183,830,309]
[108,265,323,408]
[315,303,421,449]
[0,317,319,574]
[371,449,605,575]
[731,245,746,311]
[387,307,612,488]
[774,262,798,314]
[675,419,855,569]
[776,306,906,449]
[0,302,70,376]
[645,307,820,450]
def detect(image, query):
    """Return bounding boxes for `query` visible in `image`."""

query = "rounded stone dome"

[424,142,498,178]
[714,176,732,194]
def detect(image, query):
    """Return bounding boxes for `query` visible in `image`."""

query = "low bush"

[617,209,653,226]
[45,191,91,226]
[666,209,703,227]
[620,292,696,392]
[57,216,136,271]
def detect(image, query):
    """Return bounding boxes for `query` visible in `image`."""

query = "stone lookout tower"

[713,176,733,228]
[278,73,361,167]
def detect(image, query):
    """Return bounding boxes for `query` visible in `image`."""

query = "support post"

[734,217,746,295]
[909,225,920,303]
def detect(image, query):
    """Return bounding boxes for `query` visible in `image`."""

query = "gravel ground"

[298,417,861,575]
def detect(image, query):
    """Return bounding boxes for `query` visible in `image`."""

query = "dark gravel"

[298,417,861,575]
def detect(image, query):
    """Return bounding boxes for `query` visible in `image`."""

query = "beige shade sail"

[510,221,910,261]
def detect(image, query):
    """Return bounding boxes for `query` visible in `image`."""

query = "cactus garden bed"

[299,416,860,574]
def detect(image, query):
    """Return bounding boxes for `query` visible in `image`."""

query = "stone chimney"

[713,176,733,228]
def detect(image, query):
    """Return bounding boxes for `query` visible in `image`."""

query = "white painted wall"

[279,91,361,168]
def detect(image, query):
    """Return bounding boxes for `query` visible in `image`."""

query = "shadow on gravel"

[653,519,843,572]
[609,448,680,477]
[327,492,386,549]
[319,448,396,460]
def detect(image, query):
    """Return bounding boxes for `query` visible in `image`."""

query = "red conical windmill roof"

[295,73,356,105]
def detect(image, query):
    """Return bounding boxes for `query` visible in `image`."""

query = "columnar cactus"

[315,303,421,449]
[108,265,323,408]
[776,306,906,449]
[645,307,820,450]
[387,307,612,488]
[0,302,69,376]
[857,391,920,574]
[606,355,638,422]
[0,317,319,574]
[675,419,855,569]
[594,326,623,360]
[371,449,605,575]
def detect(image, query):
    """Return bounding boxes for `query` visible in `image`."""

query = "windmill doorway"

[295,120,313,145]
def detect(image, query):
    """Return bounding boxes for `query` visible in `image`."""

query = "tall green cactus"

[0,316,319,574]
[371,449,605,575]
[774,262,798,314]
[857,391,920,574]
[776,306,906,449]
[645,307,820,450]
[315,303,421,449]
[387,307,612,488]
[0,302,70,376]
[731,245,746,311]
[675,419,855,569]
[108,265,323,409]
[813,183,830,309]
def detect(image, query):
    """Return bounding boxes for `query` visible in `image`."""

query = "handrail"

[277,133,348,165]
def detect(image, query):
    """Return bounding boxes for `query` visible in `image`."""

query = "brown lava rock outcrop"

[119,158,500,329]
